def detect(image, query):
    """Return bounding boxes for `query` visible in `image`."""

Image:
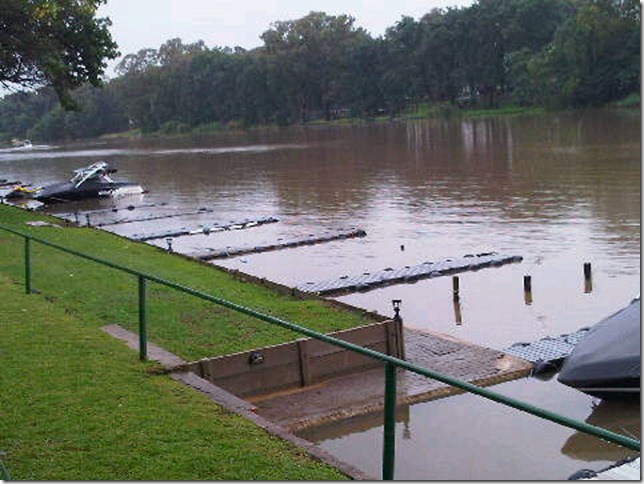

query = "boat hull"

[35,181,144,203]
[557,298,640,400]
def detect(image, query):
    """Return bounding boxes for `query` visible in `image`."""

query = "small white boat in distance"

[10,139,33,150]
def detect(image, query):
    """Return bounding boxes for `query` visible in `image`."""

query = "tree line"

[0,0,639,142]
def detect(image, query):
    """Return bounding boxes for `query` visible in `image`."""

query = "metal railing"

[0,223,640,480]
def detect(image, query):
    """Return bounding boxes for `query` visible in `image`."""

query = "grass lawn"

[0,275,348,480]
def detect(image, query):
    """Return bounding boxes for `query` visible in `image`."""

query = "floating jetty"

[295,252,523,295]
[504,327,591,370]
[131,216,280,242]
[192,228,367,261]
[94,208,214,227]
[53,202,169,219]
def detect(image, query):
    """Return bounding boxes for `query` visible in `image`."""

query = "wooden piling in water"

[523,275,532,292]
[523,275,533,305]
[583,262,593,293]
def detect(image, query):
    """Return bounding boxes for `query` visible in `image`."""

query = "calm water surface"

[1,109,640,479]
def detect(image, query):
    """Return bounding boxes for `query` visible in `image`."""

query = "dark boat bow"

[557,298,640,400]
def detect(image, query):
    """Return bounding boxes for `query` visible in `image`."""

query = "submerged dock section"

[504,327,592,371]
[52,202,170,220]
[94,207,215,227]
[192,228,367,260]
[295,252,523,295]
[131,216,280,241]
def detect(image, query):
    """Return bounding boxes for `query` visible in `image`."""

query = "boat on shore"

[5,161,145,203]
[557,297,640,400]
[10,139,33,150]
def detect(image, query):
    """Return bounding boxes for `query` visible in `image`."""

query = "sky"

[97,0,474,77]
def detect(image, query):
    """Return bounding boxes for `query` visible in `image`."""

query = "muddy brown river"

[1,109,639,479]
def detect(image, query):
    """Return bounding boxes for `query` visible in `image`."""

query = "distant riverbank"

[98,99,639,142]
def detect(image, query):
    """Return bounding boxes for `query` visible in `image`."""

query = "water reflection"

[299,378,639,480]
[453,295,463,325]
[298,404,412,442]
[561,400,641,461]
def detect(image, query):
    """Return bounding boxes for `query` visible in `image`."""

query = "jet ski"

[7,162,144,203]
[557,298,640,400]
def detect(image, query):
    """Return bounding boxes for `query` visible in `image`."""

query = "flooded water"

[0,109,640,479]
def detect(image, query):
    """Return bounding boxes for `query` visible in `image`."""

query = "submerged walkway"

[105,324,531,434]
[249,327,532,431]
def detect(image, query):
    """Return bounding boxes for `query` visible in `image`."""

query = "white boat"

[6,161,145,203]
[10,139,33,150]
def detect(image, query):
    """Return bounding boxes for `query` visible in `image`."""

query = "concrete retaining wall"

[179,319,404,398]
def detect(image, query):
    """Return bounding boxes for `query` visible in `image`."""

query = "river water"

[0,109,640,479]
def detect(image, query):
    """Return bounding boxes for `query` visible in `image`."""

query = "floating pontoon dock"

[53,202,169,219]
[192,228,367,260]
[295,252,523,295]
[130,216,280,241]
[93,208,215,227]
[504,327,592,369]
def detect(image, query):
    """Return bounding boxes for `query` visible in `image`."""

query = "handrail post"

[24,236,31,294]
[382,362,397,480]
[138,275,147,361]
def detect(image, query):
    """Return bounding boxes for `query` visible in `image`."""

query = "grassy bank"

[0,275,348,480]
[0,202,377,479]
[0,204,371,361]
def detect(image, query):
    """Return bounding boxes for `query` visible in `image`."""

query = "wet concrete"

[248,327,532,432]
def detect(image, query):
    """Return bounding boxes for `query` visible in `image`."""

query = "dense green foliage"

[0,0,118,109]
[0,0,639,142]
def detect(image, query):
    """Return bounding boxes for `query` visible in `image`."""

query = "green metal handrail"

[0,223,640,480]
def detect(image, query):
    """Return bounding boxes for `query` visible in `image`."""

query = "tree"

[261,12,369,122]
[382,16,424,114]
[517,0,640,107]
[0,0,118,108]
